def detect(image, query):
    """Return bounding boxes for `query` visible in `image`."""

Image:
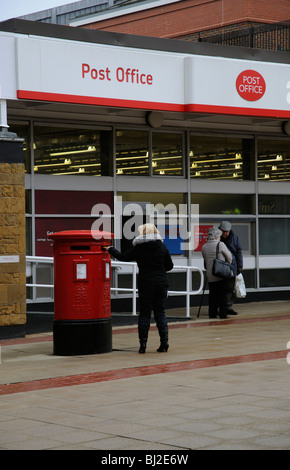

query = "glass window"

[33,126,112,176]
[117,192,187,253]
[259,219,290,254]
[152,132,183,176]
[193,220,255,255]
[190,135,254,180]
[26,218,32,255]
[25,190,32,214]
[191,193,255,215]
[243,270,256,289]
[258,138,290,181]
[8,122,30,173]
[116,130,149,175]
[260,269,290,288]
[35,190,113,214]
[258,195,290,214]
[35,217,97,256]
[119,192,186,212]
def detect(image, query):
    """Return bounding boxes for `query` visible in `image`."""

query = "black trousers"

[208,280,228,318]
[138,284,168,343]
[224,276,236,311]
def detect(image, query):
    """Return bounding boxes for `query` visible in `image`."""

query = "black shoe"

[219,314,229,319]
[157,343,169,352]
[209,315,218,319]
[139,343,146,354]
[228,309,238,315]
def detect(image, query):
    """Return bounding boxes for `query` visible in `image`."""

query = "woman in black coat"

[106,223,174,353]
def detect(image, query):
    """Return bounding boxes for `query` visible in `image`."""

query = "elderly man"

[219,221,243,316]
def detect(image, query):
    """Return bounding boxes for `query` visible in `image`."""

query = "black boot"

[138,324,149,354]
[139,342,146,353]
[157,343,169,352]
[157,324,169,352]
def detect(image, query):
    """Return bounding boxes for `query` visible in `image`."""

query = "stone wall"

[0,161,26,329]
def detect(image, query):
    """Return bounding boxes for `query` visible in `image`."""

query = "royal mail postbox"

[50,230,113,356]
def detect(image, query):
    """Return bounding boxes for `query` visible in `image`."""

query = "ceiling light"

[258,154,283,163]
[34,158,72,171]
[50,146,96,156]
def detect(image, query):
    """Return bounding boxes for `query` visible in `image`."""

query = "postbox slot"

[70,245,91,251]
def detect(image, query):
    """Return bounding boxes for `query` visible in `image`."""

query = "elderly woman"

[106,223,173,353]
[201,227,232,319]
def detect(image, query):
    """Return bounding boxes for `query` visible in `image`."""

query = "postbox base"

[53,318,112,356]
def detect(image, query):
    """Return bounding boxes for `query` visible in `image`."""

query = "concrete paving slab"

[0,300,290,451]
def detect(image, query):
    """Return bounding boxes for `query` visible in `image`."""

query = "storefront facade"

[1,20,290,307]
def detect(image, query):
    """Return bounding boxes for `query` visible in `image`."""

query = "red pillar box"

[50,230,113,355]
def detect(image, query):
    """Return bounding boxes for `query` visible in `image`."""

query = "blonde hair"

[138,223,159,235]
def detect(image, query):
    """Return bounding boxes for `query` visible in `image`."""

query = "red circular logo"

[236,70,266,101]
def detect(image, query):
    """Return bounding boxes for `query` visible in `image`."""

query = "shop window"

[25,190,32,214]
[257,138,290,181]
[35,190,113,214]
[260,269,290,288]
[8,122,30,173]
[117,192,187,253]
[152,132,183,176]
[35,217,97,256]
[118,192,186,214]
[191,193,255,215]
[192,221,254,255]
[33,126,112,176]
[242,270,256,290]
[258,195,290,214]
[116,130,149,176]
[26,218,32,256]
[259,219,290,255]
[190,135,254,180]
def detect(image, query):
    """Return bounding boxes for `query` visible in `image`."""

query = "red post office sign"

[236,70,266,101]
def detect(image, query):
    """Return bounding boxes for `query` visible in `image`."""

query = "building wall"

[80,0,289,38]
[0,162,26,328]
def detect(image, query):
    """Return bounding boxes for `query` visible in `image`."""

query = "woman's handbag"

[235,273,246,298]
[212,243,234,279]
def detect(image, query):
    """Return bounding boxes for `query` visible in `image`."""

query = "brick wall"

[82,0,289,39]
[0,162,26,328]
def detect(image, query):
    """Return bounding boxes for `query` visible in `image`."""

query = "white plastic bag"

[235,273,246,298]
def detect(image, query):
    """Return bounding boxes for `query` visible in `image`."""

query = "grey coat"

[202,240,232,282]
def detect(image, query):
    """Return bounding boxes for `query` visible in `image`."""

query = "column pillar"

[0,98,26,339]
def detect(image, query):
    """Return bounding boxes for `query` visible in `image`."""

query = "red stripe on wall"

[185,103,290,118]
[17,90,184,112]
[17,89,290,118]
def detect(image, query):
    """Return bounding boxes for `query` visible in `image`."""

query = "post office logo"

[236,70,266,101]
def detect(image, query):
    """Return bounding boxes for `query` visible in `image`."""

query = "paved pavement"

[0,300,290,451]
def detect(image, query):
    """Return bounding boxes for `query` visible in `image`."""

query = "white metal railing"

[26,256,204,318]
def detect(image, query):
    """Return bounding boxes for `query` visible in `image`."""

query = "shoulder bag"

[212,242,233,279]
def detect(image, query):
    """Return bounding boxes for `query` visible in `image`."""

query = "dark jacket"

[108,234,174,287]
[220,230,243,276]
